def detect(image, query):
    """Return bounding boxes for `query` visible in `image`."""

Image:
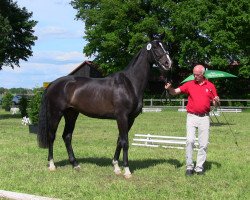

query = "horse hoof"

[48,166,56,171]
[124,173,132,179]
[74,165,81,171]
[114,169,122,175]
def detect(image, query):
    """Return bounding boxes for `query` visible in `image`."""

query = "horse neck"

[124,49,152,97]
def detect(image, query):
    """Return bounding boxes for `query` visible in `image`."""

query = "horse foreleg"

[121,133,132,179]
[112,159,122,175]
[122,117,135,178]
[113,137,122,175]
[114,115,132,179]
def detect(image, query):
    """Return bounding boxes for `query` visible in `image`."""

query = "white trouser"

[186,113,210,172]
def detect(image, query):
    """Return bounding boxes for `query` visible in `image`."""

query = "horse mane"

[124,48,146,71]
[107,47,146,78]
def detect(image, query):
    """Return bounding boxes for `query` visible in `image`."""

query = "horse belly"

[72,96,115,119]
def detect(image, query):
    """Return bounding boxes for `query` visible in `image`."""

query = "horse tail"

[37,89,50,148]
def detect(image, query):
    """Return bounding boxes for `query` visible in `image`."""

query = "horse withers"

[38,37,172,178]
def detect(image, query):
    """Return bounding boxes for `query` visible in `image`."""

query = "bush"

[28,89,43,125]
[2,92,13,111]
[19,96,28,117]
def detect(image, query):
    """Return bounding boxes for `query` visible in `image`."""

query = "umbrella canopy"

[181,70,237,83]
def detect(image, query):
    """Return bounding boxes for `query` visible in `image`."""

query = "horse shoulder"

[113,73,134,92]
[112,73,138,107]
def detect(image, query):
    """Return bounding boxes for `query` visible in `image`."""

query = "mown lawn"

[0,109,249,200]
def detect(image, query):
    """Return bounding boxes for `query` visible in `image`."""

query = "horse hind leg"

[48,112,62,171]
[62,108,80,170]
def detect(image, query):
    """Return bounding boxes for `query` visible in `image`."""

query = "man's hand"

[164,83,181,95]
[213,96,220,107]
[165,83,172,90]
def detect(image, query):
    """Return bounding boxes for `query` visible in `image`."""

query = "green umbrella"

[181,70,237,83]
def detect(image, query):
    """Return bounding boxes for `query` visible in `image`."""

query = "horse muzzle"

[159,55,172,71]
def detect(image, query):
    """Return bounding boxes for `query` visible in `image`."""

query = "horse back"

[46,74,139,119]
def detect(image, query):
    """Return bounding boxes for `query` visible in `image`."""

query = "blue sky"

[0,0,90,89]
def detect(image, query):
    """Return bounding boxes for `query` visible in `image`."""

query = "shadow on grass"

[204,160,222,172]
[0,113,21,120]
[55,157,183,172]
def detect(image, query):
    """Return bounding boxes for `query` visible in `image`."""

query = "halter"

[147,41,172,71]
[147,42,173,103]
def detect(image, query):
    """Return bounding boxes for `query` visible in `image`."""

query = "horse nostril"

[166,61,171,67]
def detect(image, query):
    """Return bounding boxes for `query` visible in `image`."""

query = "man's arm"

[165,83,181,96]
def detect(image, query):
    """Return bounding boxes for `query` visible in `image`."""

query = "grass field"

[0,109,249,200]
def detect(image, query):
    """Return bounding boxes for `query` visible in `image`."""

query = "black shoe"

[185,169,194,176]
[196,170,205,175]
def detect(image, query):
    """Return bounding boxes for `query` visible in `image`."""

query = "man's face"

[193,68,204,82]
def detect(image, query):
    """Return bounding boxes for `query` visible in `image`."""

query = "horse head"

[147,34,172,71]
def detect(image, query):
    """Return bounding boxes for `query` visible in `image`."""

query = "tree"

[71,0,249,79]
[2,92,13,111]
[27,88,43,125]
[166,0,250,78]
[0,0,37,69]
[71,0,168,74]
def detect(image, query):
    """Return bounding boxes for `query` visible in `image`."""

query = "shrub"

[19,96,28,117]
[28,89,43,125]
[2,92,13,111]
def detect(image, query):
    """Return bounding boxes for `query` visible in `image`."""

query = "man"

[165,65,220,176]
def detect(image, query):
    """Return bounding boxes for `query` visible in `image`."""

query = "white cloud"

[35,25,83,39]
[0,61,82,89]
[0,0,89,89]
[29,51,86,63]
[0,50,93,89]
[54,51,85,61]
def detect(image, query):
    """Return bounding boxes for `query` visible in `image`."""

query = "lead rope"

[161,67,173,104]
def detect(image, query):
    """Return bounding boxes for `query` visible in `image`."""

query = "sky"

[0,0,91,89]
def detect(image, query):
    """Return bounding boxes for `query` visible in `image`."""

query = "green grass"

[0,109,249,200]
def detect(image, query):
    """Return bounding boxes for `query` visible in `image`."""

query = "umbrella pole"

[218,108,239,147]
[209,90,239,147]
[209,115,214,123]
[211,108,220,123]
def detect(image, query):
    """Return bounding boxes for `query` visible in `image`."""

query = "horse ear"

[148,33,165,41]
[159,32,165,40]
[148,33,154,41]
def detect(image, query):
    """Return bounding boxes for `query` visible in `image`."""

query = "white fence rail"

[143,99,250,109]
[132,134,199,150]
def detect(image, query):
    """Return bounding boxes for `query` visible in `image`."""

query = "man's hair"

[194,65,205,74]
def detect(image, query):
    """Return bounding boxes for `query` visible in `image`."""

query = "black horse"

[38,37,172,178]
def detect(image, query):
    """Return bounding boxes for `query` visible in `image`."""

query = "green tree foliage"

[71,0,249,79]
[2,92,13,111]
[0,87,7,94]
[0,0,37,69]
[27,88,43,124]
[8,87,32,95]
[19,96,28,117]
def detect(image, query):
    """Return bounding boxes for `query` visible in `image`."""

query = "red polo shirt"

[179,80,218,114]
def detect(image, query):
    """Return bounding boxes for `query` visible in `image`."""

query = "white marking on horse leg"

[112,160,122,175]
[124,167,132,179]
[48,159,56,171]
[74,165,81,171]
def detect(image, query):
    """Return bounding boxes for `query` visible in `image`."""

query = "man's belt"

[188,112,209,117]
